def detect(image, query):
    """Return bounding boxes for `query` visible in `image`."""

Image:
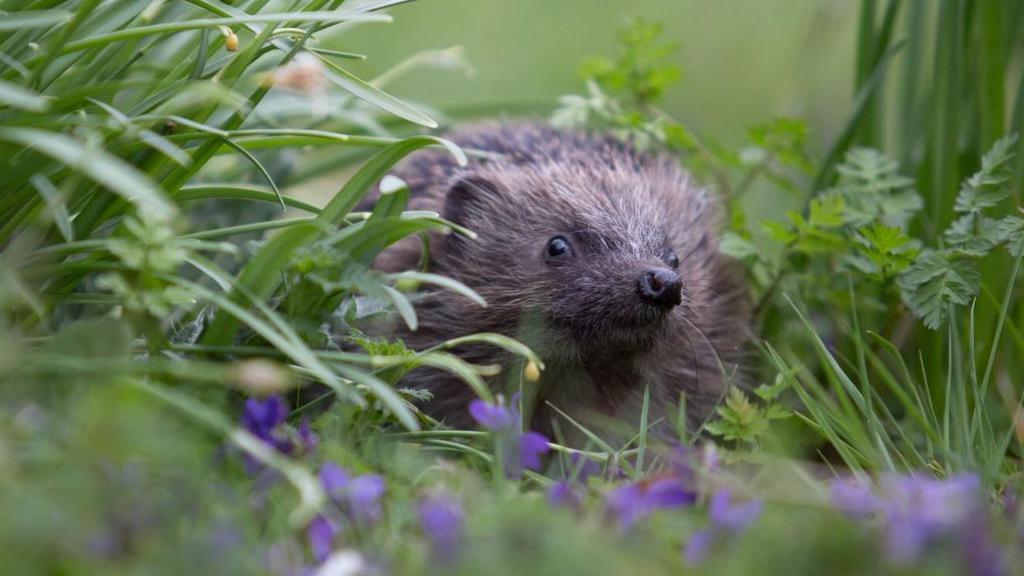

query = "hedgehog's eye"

[545,236,572,259]
[666,249,680,269]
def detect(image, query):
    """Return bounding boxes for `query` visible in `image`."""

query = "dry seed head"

[271,52,328,95]
[231,358,292,395]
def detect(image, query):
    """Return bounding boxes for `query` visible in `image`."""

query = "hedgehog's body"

[365,122,750,435]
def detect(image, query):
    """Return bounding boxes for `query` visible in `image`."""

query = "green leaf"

[898,250,981,329]
[178,184,321,214]
[828,147,920,227]
[60,12,391,55]
[0,127,173,218]
[717,231,760,263]
[385,271,486,307]
[319,55,437,128]
[944,214,1004,256]
[0,79,49,112]
[848,222,919,279]
[29,175,72,242]
[954,133,1018,214]
[0,9,71,30]
[747,117,813,173]
[201,136,464,346]
[705,387,770,444]
[430,332,544,371]
[996,215,1024,257]
[808,195,846,228]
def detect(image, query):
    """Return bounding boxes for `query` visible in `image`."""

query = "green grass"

[1,1,1023,575]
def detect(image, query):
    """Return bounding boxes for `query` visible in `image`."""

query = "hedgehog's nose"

[638,268,683,309]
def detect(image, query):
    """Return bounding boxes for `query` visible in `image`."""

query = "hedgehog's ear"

[442,176,502,230]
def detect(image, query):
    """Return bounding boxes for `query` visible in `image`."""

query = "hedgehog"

[362,122,750,436]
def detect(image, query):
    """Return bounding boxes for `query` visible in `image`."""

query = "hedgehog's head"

[439,154,718,360]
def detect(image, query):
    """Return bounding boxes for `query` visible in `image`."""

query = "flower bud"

[524,360,541,382]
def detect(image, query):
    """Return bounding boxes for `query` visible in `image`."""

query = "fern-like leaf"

[897,250,981,329]
[954,133,1018,214]
[828,147,921,227]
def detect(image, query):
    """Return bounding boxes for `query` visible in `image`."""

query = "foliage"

[2,3,1024,576]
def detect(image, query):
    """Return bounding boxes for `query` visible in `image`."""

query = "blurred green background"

[333,0,859,147]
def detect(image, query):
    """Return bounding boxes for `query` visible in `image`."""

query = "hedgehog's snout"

[637,268,683,309]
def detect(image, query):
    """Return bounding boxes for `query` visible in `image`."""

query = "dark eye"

[666,249,680,269]
[546,236,572,258]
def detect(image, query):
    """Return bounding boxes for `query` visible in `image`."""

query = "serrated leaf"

[996,216,1024,257]
[850,222,919,279]
[828,147,920,227]
[754,365,801,401]
[718,231,760,262]
[706,387,770,443]
[763,221,797,244]
[898,250,981,329]
[954,134,1018,214]
[944,214,1004,256]
[808,195,846,228]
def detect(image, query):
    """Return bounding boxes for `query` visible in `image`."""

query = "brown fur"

[362,122,750,435]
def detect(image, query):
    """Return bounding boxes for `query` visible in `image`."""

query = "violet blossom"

[548,481,583,510]
[879,474,982,565]
[605,475,697,529]
[548,454,602,510]
[831,472,996,570]
[241,395,292,454]
[307,515,338,564]
[418,491,464,561]
[318,463,386,525]
[468,399,515,431]
[297,418,318,454]
[684,489,763,564]
[468,398,551,478]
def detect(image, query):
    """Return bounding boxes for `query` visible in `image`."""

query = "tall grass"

[778,0,1024,479]
[2,1,1024,575]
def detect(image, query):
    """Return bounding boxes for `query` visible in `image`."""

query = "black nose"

[638,268,683,308]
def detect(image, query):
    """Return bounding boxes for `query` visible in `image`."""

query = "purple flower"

[318,463,386,525]
[548,481,583,511]
[517,431,550,472]
[307,515,337,564]
[963,509,1007,576]
[569,453,602,482]
[709,489,763,531]
[879,474,981,564]
[319,463,350,496]
[468,399,515,431]
[606,483,647,528]
[606,475,696,529]
[646,477,698,508]
[346,474,386,522]
[683,528,716,564]
[549,454,599,511]
[831,472,988,567]
[469,399,550,478]
[297,418,318,454]
[241,395,291,453]
[830,476,882,517]
[418,492,464,561]
[684,489,762,564]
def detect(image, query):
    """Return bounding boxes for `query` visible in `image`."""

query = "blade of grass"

[201,136,464,346]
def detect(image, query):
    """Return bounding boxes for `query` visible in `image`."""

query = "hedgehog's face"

[442,167,708,357]
[534,217,686,355]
